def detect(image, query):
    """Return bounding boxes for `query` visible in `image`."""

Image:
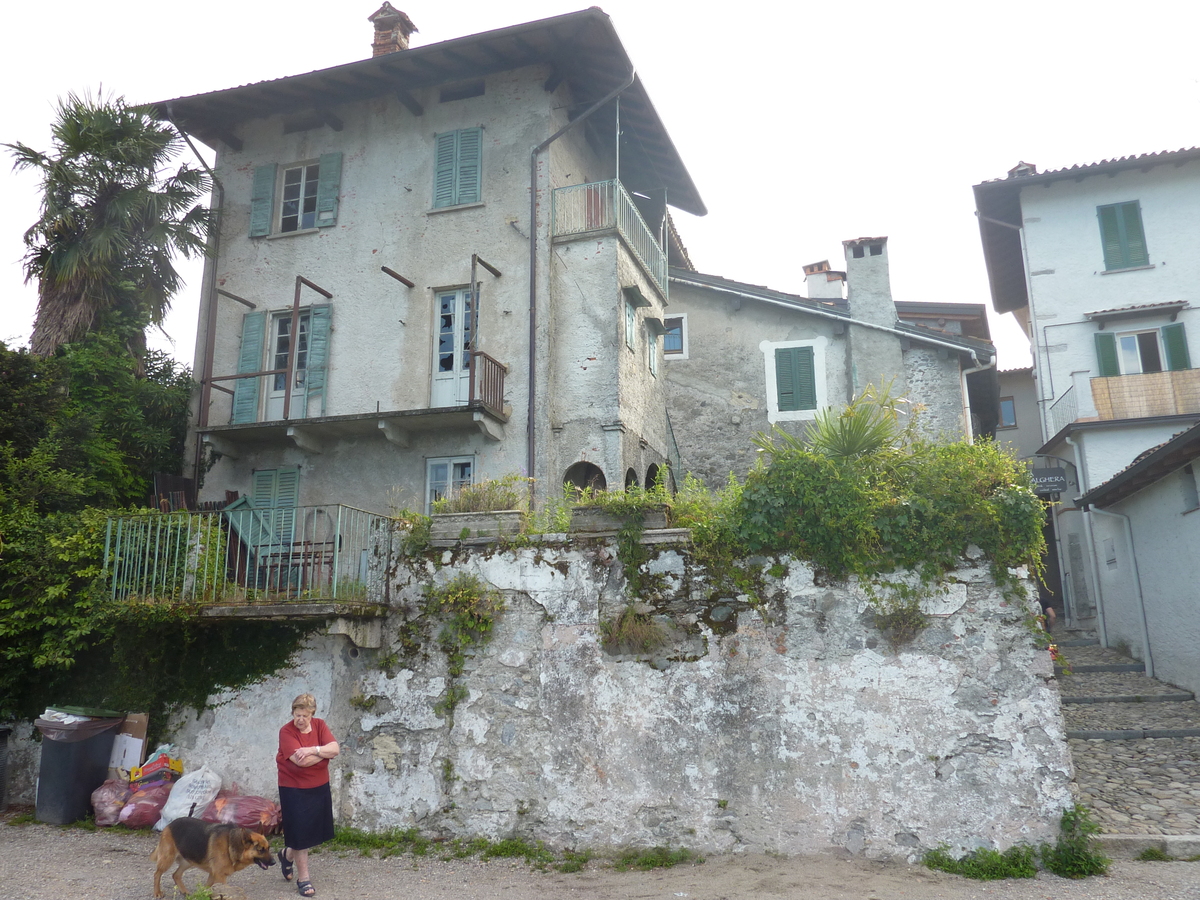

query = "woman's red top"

[276,717,336,790]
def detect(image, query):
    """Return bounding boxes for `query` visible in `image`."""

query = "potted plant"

[568,485,671,534]
[429,474,530,545]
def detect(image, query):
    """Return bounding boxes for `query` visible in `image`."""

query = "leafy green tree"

[0,337,194,718]
[6,92,211,358]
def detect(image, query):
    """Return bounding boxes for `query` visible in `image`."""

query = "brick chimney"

[369,3,417,57]
[802,260,846,301]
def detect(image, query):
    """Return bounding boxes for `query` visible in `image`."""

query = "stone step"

[1057,663,1144,674]
[1057,669,1194,702]
[1056,642,1139,667]
[1069,734,1200,835]
[1064,698,1200,736]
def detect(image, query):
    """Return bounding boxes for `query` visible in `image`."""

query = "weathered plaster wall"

[903,348,968,439]
[149,542,1070,860]
[663,281,850,486]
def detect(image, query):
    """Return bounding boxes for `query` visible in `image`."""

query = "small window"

[763,337,827,423]
[281,164,320,232]
[647,323,659,376]
[440,81,485,103]
[625,300,636,350]
[663,316,687,358]
[998,397,1017,428]
[427,456,474,512]
[1097,201,1149,270]
[249,153,342,237]
[433,127,483,208]
[1096,323,1191,376]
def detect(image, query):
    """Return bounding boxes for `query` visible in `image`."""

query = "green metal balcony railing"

[552,179,668,297]
[104,504,392,605]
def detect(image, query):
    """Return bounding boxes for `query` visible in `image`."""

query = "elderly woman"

[276,693,339,897]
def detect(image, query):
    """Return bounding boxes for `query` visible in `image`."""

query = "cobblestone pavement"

[1055,638,1200,837]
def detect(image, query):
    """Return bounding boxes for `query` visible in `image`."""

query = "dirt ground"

[2,813,1197,900]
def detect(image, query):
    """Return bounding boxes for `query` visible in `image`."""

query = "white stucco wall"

[93,542,1073,860]
[1096,468,1200,696]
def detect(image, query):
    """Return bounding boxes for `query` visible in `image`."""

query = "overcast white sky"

[4,1,1199,372]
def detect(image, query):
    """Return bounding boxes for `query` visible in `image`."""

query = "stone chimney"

[842,236,904,397]
[369,3,417,57]
[802,260,845,301]
[843,237,894,328]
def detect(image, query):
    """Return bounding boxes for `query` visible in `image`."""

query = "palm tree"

[6,93,211,358]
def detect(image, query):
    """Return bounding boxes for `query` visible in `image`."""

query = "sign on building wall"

[1031,468,1068,496]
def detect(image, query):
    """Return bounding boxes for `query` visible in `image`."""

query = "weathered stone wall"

[6,540,1072,859]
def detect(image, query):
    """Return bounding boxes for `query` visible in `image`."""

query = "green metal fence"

[104,505,393,604]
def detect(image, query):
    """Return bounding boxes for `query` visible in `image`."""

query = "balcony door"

[431,289,473,407]
[266,311,309,420]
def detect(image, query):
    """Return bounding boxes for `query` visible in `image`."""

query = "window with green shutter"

[433,127,483,208]
[1097,201,1149,270]
[775,346,816,411]
[249,154,342,237]
[1096,324,1190,375]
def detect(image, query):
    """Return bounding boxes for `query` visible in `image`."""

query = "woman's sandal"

[279,848,294,882]
[297,880,316,897]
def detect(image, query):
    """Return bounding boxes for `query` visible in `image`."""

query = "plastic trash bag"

[91,778,131,827]
[156,764,223,831]
[200,785,282,833]
[118,783,173,828]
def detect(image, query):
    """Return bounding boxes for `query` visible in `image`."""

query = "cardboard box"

[108,713,148,777]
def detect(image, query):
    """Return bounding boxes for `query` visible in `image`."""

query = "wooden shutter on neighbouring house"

[316,152,342,227]
[1094,331,1119,377]
[232,311,266,423]
[305,304,332,415]
[249,165,277,237]
[1098,201,1149,270]
[776,346,816,411]
[1163,322,1191,370]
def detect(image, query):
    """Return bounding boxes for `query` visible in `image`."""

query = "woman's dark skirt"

[279,782,335,851]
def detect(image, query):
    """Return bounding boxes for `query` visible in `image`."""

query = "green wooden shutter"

[1094,332,1119,377]
[433,132,458,208]
[776,347,816,411]
[231,311,266,423]
[1098,201,1149,269]
[794,346,816,409]
[1097,205,1123,270]
[1121,202,1149,267]
[776,348,798,411]
[305,304,332,415]
[456,127,482,205]
[1162,322,1191,370]
[250,468,279,508]
[249,164,277,237]
[316,152,342,228]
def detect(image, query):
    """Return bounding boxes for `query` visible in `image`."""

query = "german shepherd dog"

[151,816,275,897]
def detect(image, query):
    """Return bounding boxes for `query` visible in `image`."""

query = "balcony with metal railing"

[552,179,668,298]
[104,505,393,614]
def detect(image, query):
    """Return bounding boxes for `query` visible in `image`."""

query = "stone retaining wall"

[8,539,1074,859]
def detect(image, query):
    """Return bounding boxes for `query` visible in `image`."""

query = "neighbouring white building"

[974,151,1200,664]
